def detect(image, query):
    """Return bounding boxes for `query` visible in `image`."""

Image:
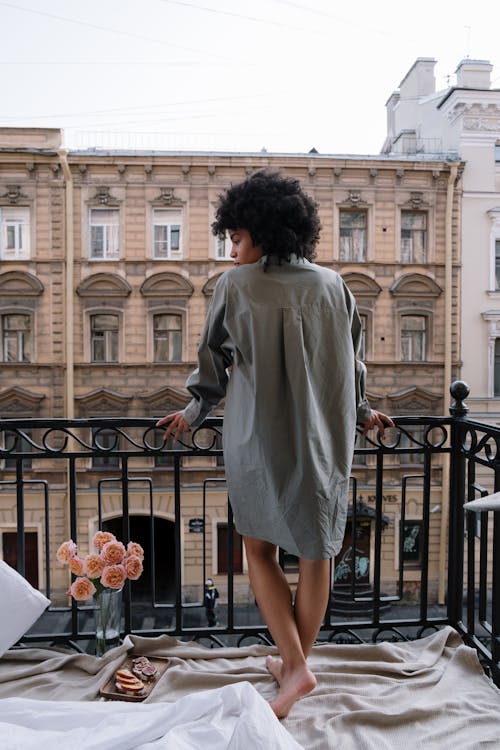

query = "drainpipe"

[438,162,459,604]
[58,149,74,419]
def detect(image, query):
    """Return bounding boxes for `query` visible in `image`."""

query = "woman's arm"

[156,275,231,436]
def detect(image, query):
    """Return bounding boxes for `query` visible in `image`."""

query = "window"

[339,211,367,262]
[90,313,119,362]
[153,313,182,362]
[215,235,231,260]
[400,427,425,464]
[3,429,32,470]
[92,428,120,468]
[401,211,427,263]
[401,520,423,566]
[495,144,500,163]
[0,207,30,259]
[217,523,243,574]
[495,240,500,290]
[401,315,426,362]
[1,314,31,362]
[152,432,181,468]
[89,209,119,260]
[359,313,367,361]
[494,339,500,396]
[352,433,367,465]
[153,210,182,259]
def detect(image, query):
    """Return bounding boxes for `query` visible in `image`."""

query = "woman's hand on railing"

[156,411,191,443]
[361,410,395,438]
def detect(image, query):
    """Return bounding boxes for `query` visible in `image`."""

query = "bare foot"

[265,655,283,683]
[269,663,317,719]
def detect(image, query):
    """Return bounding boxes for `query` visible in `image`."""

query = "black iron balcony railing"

[0,381,498,686]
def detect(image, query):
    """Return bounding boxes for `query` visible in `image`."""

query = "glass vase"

[94,588,122,657]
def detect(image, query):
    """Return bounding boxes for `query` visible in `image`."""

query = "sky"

[1,0,500,155]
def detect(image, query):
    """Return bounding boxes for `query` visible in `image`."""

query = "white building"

[383,57,500,419]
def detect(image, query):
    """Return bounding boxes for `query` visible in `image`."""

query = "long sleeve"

[183,275,232,428]
[343,282,372,424]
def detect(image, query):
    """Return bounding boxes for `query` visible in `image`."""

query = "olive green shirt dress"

[183,256,372,560]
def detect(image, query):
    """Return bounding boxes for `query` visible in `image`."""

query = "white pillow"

[0,559,50,657]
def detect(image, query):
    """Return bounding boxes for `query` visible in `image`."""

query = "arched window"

[400,315,427,362]
[1,313,31,362]
[153,313,182,362]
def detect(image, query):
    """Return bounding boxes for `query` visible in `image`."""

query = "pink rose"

[85,553,105,579]
[69,576,96,601]
[126,542,144,561]
[101,564,126,590]
[124,554,143,581]
[56,540,77,564]
[101,540,126,564]
[92,531,116,550]
[69,556,86,576]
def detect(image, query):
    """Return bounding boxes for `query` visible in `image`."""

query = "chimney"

[455,59,492,89]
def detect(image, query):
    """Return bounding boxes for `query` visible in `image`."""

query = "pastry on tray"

[131,657,158,681]
[114,668,145,696]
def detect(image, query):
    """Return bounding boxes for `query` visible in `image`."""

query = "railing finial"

[449,380,470,417]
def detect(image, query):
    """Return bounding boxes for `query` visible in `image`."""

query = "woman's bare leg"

[244,536,319,718]
[265,558,331,685]
[295,557,331,656]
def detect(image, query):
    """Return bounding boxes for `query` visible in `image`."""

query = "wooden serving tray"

[99,655,170,702]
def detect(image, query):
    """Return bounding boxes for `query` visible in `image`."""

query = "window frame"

[400,313,428,362]
[399,426,425,465]
[338,209,368,262]
[152,208,183,260]
[152,311,183,363]
[215,235,232,261]
[0,207,30,260]
[91,427,120,469]
[400,210,427,264]
[90,312,120,363]
[89,207,120,261]
[488,208,500,292]
[2,428,33,471]
[1,311,32,363]
[357,310,372,361]
[494,338,500,397]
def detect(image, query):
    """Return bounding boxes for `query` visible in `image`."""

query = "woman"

[157,170,393,717]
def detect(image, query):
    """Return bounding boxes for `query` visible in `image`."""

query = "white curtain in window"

[1,207,30,259]
[90,210,119,259]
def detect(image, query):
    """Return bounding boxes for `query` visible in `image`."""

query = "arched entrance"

[103,515,175,602]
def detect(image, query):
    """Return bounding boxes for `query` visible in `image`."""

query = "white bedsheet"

[0,682,302,750]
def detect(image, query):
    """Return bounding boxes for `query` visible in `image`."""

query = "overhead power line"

[0,0,232,61]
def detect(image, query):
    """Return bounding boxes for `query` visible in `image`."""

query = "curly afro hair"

[211,170,321,263]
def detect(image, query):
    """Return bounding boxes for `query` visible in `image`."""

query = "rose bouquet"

[57,531,144,655]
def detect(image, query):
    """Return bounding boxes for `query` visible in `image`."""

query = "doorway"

[102,516,175,602]
[2,531,39,588]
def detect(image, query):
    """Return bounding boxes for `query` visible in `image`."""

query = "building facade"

[0,127,462,605]
[383,57,500,427]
